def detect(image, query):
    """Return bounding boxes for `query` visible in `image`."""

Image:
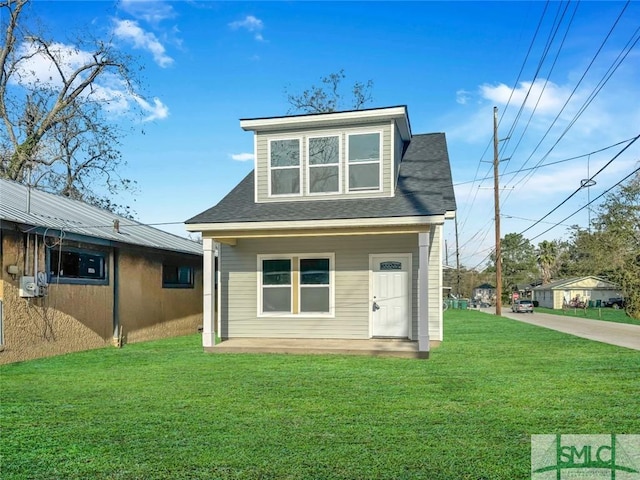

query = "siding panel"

[220,233,444,340]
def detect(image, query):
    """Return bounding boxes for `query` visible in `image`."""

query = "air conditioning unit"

[19,276,40,298]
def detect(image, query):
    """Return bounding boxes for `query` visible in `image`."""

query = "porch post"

[418,232,430,354]
[202,238,216,347]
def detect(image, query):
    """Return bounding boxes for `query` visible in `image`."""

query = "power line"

[529,165,640,241]
[453,137,634,187]
[519,134,639,236]
[508,1,636,192]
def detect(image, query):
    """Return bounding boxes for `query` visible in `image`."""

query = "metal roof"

[0,178,202,256]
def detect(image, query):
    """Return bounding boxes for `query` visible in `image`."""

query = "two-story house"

[186,106,456,358]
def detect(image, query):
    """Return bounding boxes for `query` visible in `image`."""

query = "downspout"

[112,248,120,345]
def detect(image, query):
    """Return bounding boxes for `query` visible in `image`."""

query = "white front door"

[371,254,410,338]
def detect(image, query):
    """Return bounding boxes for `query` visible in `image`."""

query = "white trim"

[257,253,335,318]
[267,137,303,198]
[202,238,216,347]
[306,134,342,196]
[368,253,412,339]
[346,130,383,194]
[390,120,396,197]
[241,106,410,140]
[253,134,259,203]
[187,216,445,233]
[418,232,430,352]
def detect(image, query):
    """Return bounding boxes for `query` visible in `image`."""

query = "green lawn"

[1,310,639,480]
[534,305,640,325]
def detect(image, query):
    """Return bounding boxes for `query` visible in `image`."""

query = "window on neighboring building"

[269,139,301,196]
[49,247,108,284]
[163,265,194,288]
[259,255,333,315]
[347,132,381,191]
[308,136,340,194]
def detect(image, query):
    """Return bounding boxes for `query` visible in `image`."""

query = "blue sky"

[16,0,640,268]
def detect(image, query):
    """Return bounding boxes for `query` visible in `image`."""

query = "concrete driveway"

[479,307,640,351]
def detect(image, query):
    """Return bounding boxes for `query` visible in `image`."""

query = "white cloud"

[113,19,174,68]
[133,95,169,122]
[230,152,254,162]
[456,89,471,105]
[118,0,177,24]
[229,15,265,41]
[480,79,572,115]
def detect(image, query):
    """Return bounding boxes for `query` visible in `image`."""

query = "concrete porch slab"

[204,338,441,359]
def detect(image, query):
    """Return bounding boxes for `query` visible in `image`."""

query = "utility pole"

[493,106,502,316]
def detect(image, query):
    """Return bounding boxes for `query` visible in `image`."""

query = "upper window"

[259,255,333,316]
[347,132,381,191]
[307,136,340,194]
[163,265,194,288]
[48,247,108,284]
[269,139,301,196]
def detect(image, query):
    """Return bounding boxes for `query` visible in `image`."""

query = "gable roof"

[186,132,456,225]
[532,276,619,290]
[0,178,202,255]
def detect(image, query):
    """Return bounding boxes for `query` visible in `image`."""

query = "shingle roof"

[0,178,202,255]
[186,133,456,225]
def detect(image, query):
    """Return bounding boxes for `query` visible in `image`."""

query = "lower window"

[260,254,333,315]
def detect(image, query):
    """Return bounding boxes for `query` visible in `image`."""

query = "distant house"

[512,280,542,300]
[472,283,495,304]
[532,276,621,309]
[0,179,203,364]
[186,106,456,358]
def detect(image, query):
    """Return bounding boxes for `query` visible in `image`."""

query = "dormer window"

[347,132,381,191]
[308,135,340,194]
[269,138,301,196]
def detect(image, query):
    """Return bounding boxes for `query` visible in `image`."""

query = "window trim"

[257,253,335,318]
[346,130,383,193]
[47,246,109,285]
[306,134,342,196]
[162,264,195,289]
[267,137,303,198]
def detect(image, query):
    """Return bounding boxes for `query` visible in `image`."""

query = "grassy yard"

[1,310,639,480]
[534,305,640,325]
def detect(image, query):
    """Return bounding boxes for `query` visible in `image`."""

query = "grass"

[534,305,640,325]
[1,309,639,479]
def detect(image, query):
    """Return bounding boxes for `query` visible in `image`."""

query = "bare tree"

[286,69,373,114]
[1,0,142,214]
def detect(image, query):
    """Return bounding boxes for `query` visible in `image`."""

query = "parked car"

[605,297,626,309]
[512,299,534,313]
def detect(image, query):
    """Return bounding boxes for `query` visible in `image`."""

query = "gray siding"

[255,121,394,203]
[218,230,444,340]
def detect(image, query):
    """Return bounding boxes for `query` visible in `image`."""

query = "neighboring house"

[512,280,542,300]
[186,106,456,358]
[472,283,495,304]
[0,178,203,364]
[532,276,621,309]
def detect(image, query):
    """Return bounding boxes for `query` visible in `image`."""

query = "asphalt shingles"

[186,133,456,224]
